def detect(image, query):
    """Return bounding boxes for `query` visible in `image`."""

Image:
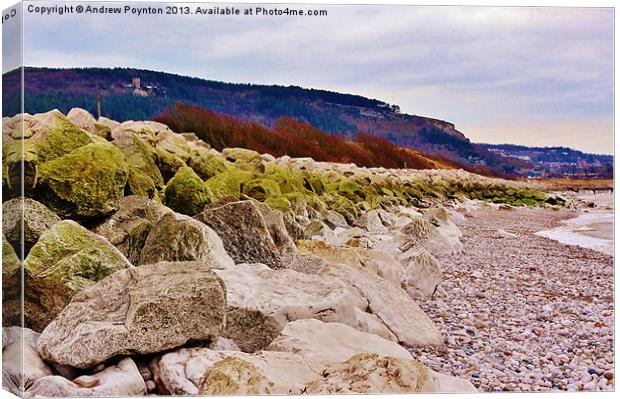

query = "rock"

[157,348,319,395]
[67,108,97,136]
[164,166,212,215]
[354,209,391,233]
[155,130,192,161]
[498,204,516,211]
[93,196,171,265]
[497,229,517,239]
[321,209,349,229]
[222,148,266,172]
[26,358,146,397]
[2,235,21,327]
[253,201,297,258]
[287,255,329,274]
[36,142,129,218]
[320,261,443,347]
[204,169,254,202]
[297,240,404,288]
[111,120,173,145]
[2,327,53,395]
[267,319,413,368]
[213,264,369,352]
[29,109,103,164]
[97,116,120,132]
[112,129,164,197]
[400,213,462,259]
[188,150,232,180]
[20,220,132,331]
[378,239,442,299]
[139,212,234,268]
[304,353,439,394]
[195,201,282,269]
[2,197,61,254]
[37,261,227,369]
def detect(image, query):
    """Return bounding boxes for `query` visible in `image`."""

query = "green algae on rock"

[22,220,132,331]
[35,142,129,218]
[164,166,213,215]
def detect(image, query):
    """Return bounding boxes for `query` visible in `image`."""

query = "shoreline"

[411,205,614,392]
[534,192,613,256]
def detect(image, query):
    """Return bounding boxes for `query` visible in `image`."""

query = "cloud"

[18,2,614,154]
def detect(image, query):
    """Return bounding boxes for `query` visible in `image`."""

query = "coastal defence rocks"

[37,262,227,369]
[1,109,547,395]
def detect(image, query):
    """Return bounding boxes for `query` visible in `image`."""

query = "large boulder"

[188,150,233,180]
[155,348,320,395]
[267,319,412,368]
[2,327,53,395]
[26,358,147,397]
[378,240,442,299]
[296,240,404,288]
[213,264,375,352]
[2,197,61,255]
[21,220,132,331]
[35,142,129,218]
[67,108,110,138]
[37,261,227,369]
[164,166,212,215]
[112,129,164,198]
[155,130,192,161]
[195,201,282,269]
[93,196,171,265]
[253,201,297,258]
[139,212,234,268]
[320,262,443,347]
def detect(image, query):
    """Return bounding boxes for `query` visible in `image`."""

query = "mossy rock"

[94,123,112,140]
[23,220,132,331]
[32,112,103,164]
[222,148,266,173]
[2,234,20,274]
[264,196,292,212]
[113,131,163,189]
[164,166,213,215]
[337,179,366,201]
[35,142,130,219]
[243,178,282,201]
[126,169,159,199]
[205,169,255,202]
[155,148,187,182]
[322,192,359,225]
[3,137,38,193]
[189,150,233,180]
[156,131,192,161]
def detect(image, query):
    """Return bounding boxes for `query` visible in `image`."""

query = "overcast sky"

[7,2,615,154]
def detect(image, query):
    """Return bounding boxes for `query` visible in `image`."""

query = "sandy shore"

[410,206,614,392]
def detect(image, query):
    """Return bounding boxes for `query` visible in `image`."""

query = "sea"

[535,192,614,257]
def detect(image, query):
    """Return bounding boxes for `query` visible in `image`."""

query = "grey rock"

[37,261,227,369]
[2,197,61,254]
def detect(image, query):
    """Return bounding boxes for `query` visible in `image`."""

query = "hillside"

[3,67,510,173]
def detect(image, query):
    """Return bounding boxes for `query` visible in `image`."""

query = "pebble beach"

[411,198,614,392]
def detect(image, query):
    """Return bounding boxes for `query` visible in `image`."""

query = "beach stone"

[266,319,413,368]
[213,264,370,352]
[37,261,227,369]
[20,220,132,331]
[2,327,53,395]
[26,358,146,397]
[497,229,517,238]
[139,212,234,268]
[195,201,282,269]
[157,348,319,395]
[2,197,61,255]
[93,196,171,265]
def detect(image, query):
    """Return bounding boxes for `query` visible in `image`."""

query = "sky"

[4,2,615,154]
